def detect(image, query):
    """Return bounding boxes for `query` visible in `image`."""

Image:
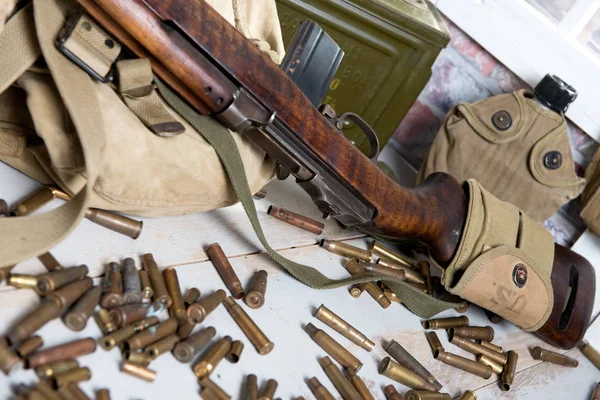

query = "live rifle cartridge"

[206,243,245,299]
[477,340,503,354]
[385,340,442,391]
[142,253,172,308]
[246,374,259,400]
[199,377,232,400]
[95,389,111,400]
[344,259,390,309]
[223,296,274,355]
[84,208,142,239]
[477,354,503,374]
[425,331,444,358]
[100,316,159,350]
[163,267,187,321]
[579,341,600,370]
[0,338,22,374]
[11,186,56,216]
[307,377,335,400]
[448,326,494,342]
[245,270,268,309]
[405,391,451,400]
[52,367,91,387]
[36,265,89,295]
[108,302,163,328]
[501,350,518,391]
[418,261,434,294]
[35,359,79,379]
[258,379,278,400]
[361,263,406,281]
[101,262,123,308]
[226,340,244,363]
[38,252,63,272]
[7,273,39,289]
[369,241,415,269]
[127,317,178,351]
[94,309,117,335]
[319,356,362,400]
[15,335,43,358]
[343,368,375,400]
[28,338,97,369]
[531,346,577,367]
[267,205,324,235]
[320,239,372,262]
[122,258,142,304]
[349,285,363,298]
[305,323,362,371]
[379,357,436,391]
[383,385,403,400]
[139,270,153,302]
[435,351,492,379]
[449,335,506,365]
[144,333,180,359]
[125,351,153,366]
[188,289,226,323]
[591,382,600,400]
[458,391,477,400]
[193,335,232,378]
[314,304,375,351]
[119,360,156,382]
[63,286,102,331]
[376,259,424,284]
[184,288,201,307]
[174,327,217,363]
[421,316,469,330]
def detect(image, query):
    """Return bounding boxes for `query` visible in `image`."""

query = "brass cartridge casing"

[119,360,156,382]
[344,369,375,400]
[226,340,244,363]
[362,263,406,281]
[100,316,160,350]
[449,335,507,366]
[477,354,503,374]
[142,253,172,308]
[319,356,362,400]
[63,286,102,331]
[28,338,97,369]
[34,381,63,400]
[11,186,55,216]
[174,327,217,363]
[405,391,451,400]
[454,302,469,313]
[349,285,363,298]
[36,265,89,295]
[163,267,187,320]
[477,340,503,354]
[184,288,201,307]
[501,350,518,391]
[379,357,436,391]
[176,319,196,340]
[376,259,424,284]
[314,304,375,351]
[188,290,226,323]
[0,265,15,284]
[579,341,600,370]
[0,198,7,215]
[383,385,403,400]
[84,208,142,239]
[53,367,91,387]
[7,274,39,289]
[94,309,117,335]
[307,377,335,400]
[199,378,232,400]
[267,205,324,235]
[48,278,94,309]
[449,326,494,342]
[95,389,111,400]
[383,289,401,303]
[35,359,79,379]
[38,252,62,272]
[531,346,578,367]
[258,379,278,400]
[108,302,163,328]
[245,270,268,309]
[369,241,415,269]
[435,351,492,379]
[144,333,180,359]
[0,339,22,374]
[305,323,362,371]
[223,297,274,355]
[206,243,245,299]
[201,388,221,400]
[591,382,600,400]
[385,340,442,391]
[125,351,153,367]
[101,263,123,308]
[344,259,390,309]
[122,258,142,304]
[421,316,469,330]
[127,317,178,351]
[139,270,153,301]
[15,335,43,358]
[59,384,92,400]
[7,300,61,345]
[320,239,372,262]
[426,331,444,358]
[418,261,434,294]
[458,391,477,400]
[193,335,233,378]
[246,374,259,400]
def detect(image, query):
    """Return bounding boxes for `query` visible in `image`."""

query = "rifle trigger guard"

[335,112,380,161]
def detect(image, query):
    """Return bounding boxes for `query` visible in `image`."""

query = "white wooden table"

[0,146,598,400]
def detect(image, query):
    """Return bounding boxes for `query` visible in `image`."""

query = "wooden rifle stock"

[79,0,594,349]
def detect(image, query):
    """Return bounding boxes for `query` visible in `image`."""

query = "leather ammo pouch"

[581,147,600,236]
[441,179,554,331]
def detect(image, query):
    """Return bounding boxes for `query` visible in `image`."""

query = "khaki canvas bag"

[581,147,600,235]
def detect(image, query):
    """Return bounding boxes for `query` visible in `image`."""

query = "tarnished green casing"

[276,0,449,153]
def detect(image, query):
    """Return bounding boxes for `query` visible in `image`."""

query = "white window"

[434,0,600,142]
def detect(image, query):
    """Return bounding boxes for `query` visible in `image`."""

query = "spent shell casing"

[119,360,156,382]
[201,388,222,400]
[122,258,142,304]
[200,378,232,400]
[314,304,375,351]
[125,351,153,366]
[307,377,335,400]
[142,254,171,308]
[421,316,469,330]
[193,335,233,378]
[267,205,324,235]
[35,359,79,379]
[477,354,503,375]
[484,309,503,324]
[592,382,600,400]
[7,273,39,289]
[258,379,278,400]
[223,296,274,355]
[177,319,196,340]
[435,351,492,379]
[344,369,375,400]
[458,391,477,400]
[15,335,43,358]
[305,323,362,371]
[188,290,226,323]
[101,263,123,308]
[349,285,363,298]
[127,317,178,351]
[0,338,22,374]
[385,340,442,391]
[369,241,415,269]
[28,338,97,369]
[95,389,110,400]
[344,259,390,309]
[501,350,518,391]
[47,278,94,309]
[362,263,406,281]
[53,366,91,387]
[99,316,159,350]
[38,252,62,272]
[449,326,494,342]
[163,267,187,320]
[108,302,163,328]
[425,331,444,358]
[383,289,401,303]
[7,301,62,345]
[139,270,153,302]
[184,288,201,307]
[383,385,403,400]
[58,384,92,400]
[94,309,117,335]
[477,340,503,353]
[449,335,506,365]
[244,270,268,309]
[379,357,436,391]
[144,333,180,359]
[319,239,372,262]
[174,327,217,363]
[63,286,102,331]
[206,243,245,299]
[36,265,89,295]
[226,340,244,363]
[531,346,577,367]
[84,208,142,239]
[319,356,362,400]
[418,261,434,294]
[579,341,600,370]
[33,381,63,400]
[11,186,55,216]
[246,374,259,400]
[376,259,424,284]
[0,198,7,216]
[405,391,451,400]
[454,302,469,313]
